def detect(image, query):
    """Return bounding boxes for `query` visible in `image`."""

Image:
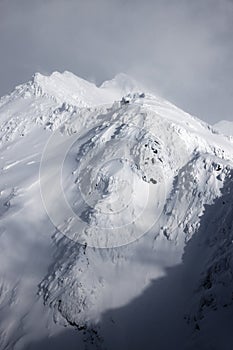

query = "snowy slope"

[0,71,233,350]
[214,120,233,137]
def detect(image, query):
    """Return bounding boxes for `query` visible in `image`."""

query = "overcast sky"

[0,0,232,124]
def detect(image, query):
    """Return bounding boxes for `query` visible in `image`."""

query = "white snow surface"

[0,71,233,349]
[214,119,233,137]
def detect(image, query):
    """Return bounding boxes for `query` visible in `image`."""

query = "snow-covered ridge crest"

[0,71,144,108]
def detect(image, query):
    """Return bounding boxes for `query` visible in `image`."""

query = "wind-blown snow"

[214,120,233,137]
[0,71,233,350]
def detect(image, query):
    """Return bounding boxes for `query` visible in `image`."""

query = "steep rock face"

[0,71,232,349]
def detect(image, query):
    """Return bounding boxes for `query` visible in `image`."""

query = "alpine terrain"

[0,71,233,350]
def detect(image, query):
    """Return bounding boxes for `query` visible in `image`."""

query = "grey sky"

[0,0,232,124]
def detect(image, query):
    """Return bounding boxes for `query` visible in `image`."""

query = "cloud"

[0,0,232,123]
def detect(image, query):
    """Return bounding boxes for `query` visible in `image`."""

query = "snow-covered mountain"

[0,71,233,350]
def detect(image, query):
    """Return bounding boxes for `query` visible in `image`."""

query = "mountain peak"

[0,69,233,350]
[1,71,146,109]
[15,70,124,107]
[30,70,98,96]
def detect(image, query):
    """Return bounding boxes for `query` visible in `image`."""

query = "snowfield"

[0,71,233,350]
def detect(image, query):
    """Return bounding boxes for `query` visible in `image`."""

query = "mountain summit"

[1,71,142,108]
[0,72,233,350]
